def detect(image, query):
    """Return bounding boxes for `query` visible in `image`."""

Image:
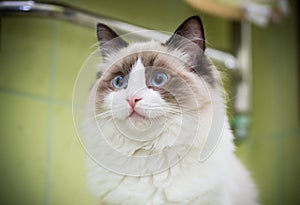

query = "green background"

[0,0,299,204]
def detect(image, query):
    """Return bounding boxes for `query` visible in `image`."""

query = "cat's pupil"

[115,76,123,85]
[152,71,168,87]
[155,75,163,84]
[112,75,127,89]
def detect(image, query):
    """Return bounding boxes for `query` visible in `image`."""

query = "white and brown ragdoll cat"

[84,16,259,205]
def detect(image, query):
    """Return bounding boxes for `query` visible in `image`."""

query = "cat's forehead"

[106,51,188,77]
[98,41,190,74]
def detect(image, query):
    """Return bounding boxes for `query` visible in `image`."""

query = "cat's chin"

[126,113,160,131]
[107,113,166,142]
[128,111,147,120]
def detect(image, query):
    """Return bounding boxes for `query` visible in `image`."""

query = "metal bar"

[0,0,239,69]
[232,20,252,140]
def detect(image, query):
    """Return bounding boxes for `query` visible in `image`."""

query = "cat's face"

[95,51,206,138]
[92,16,218,146]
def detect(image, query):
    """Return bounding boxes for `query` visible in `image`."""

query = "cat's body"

[84,16,259,205]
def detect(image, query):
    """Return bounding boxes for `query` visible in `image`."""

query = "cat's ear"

[97,23,128,57]
[166,16,205,51]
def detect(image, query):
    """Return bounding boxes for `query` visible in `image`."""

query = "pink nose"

[127,96,142,108]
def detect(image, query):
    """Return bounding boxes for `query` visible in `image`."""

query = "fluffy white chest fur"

[83,16,259,205]
[86,124,258,205]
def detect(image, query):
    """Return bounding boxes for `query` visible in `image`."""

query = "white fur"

[84,42,259,205]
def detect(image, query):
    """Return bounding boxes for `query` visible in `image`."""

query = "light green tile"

[54,21,95,102]
[250,26,276,139]
[203,17,232,51]
[0,92,48,205]
[236,137,279,205]
[63,0,187,31]
[0,17,53,97]
[250,0,298,138]
[49,104,96,205]
[268,13,299,132]
[281,137,300,205]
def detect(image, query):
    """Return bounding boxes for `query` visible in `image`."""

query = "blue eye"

[151,71,168,87]
[112,75,128,89]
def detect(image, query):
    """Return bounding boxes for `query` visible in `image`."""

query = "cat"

[83,16,259,205]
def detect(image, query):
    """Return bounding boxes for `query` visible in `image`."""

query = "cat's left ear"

[166,16,206,51]
[97,23,128,57]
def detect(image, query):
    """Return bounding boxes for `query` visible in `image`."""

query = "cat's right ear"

[97,23,128,57]
[166,16,206,51]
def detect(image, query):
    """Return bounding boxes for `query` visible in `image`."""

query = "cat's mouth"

[129,111,147,119]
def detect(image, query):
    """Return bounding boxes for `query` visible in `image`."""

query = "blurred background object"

[185,0,290,26]
[0,0,299,205]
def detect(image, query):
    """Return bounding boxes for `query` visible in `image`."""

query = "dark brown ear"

[166,16,205,51]
[97,23,128,57]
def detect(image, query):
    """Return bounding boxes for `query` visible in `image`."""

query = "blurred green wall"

[0,0,299,204]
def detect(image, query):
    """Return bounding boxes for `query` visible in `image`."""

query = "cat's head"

[91,16,221,150]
